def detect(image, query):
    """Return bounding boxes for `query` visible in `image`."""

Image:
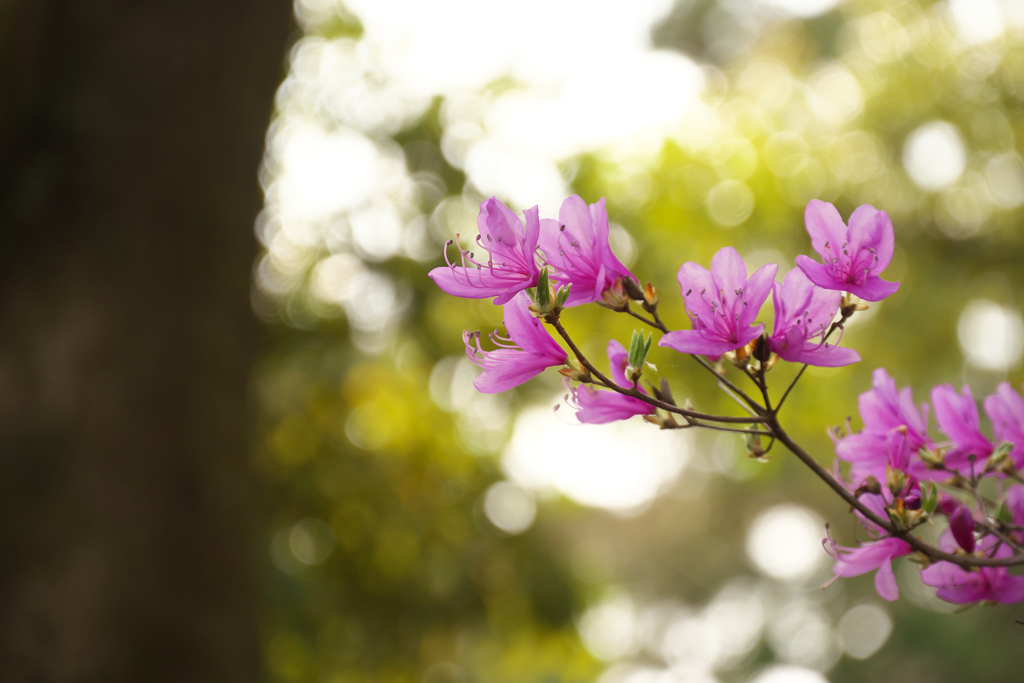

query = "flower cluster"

[430,191,1024,610]
[830,368,1024,603]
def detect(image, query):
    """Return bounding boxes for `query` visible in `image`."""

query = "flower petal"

[659,330,740,357]
[845,276,900,302]
[874,559,900,601]
[795,255,841,291]
[798,343,861,367]
[847,204,895,273]
[805,199,849,260]
[738,263,779,328]
[709,246,748,300]
[429,265,520,300]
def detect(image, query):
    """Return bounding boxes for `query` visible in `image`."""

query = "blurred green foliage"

[256,1,1024,681]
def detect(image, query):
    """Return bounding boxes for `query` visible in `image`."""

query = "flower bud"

[840,293,870,320]
[949,505,976,553]
[642,413,680,429]
[918,447,945,469]
[558,358,591,383]
[983,441,1015,475]
[621,277,645,301]
[597,278,630,312]
[886,464,908,497]
[627,330,653,384]
[643,282,659,308]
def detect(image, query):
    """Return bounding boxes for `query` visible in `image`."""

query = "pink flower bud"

[949,505,976,553]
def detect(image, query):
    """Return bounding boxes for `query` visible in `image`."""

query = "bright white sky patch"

[746,505,826,581]
[503,404,689,515]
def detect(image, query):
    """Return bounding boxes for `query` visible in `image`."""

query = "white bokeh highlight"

[837,603,892,660]
[746,505,827,582]
[902,121,966,192]
[503,404,689,515]
[483,481,537,535]
[957,299,1024,371]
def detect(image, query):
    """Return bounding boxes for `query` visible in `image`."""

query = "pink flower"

[931,384,993,474]
[835,369,931,484]
[570,340,654,424]
[920,531,1024,605]
[767,268,860,367]
[795,200,900,302]
[659,247,777,359]
[825,535,912,601]
[430,197,541,305]
[463,291,566,393]
[984,382,1024,469]
[538,195,635,307]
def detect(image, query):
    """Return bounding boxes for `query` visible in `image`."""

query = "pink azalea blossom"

[430,197,541,305]
[920,531,1024,605]
[795,200,900,302]
[825,534,912,601]
[767,268,860,367]
[570,340,654,424]
[659,247,777,359]
[463,291,565,393]
[984,382,1024,469]
[931,384,993,474]
[538,195,635,307]
[835,369,931,484]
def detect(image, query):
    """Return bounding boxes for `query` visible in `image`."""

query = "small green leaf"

[537,267,551,308]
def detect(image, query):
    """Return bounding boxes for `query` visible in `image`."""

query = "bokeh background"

[3,0,1024,681]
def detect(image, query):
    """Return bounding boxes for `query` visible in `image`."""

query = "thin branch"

[718,380,759,417]
[769,417,1024,569]
[689,355,766,415]
[550,317,768,424]
[775,364,809,414]
[665,422,771,436]
[625,307,668,333]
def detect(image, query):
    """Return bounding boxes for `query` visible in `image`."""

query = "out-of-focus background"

[2,0,1024,681]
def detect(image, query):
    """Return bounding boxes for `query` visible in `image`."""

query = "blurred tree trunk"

[0,1,292,680]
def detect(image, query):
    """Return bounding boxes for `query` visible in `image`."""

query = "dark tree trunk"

[0,2,293,680]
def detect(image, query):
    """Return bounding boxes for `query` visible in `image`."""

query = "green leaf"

[536,267,550,308]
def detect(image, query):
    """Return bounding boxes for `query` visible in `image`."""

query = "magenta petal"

[575,387,652,424]
[734,323,765,350]
[607,339,630,388]
[739,262,779,328]
[795,255,841,291]
[995,575,1024,604]
[874,559,900,601]
[502,292,565,360]
[845,277,900,302]
[659,330,740,357]
[429,265,515,300]
[805,199,849,257]
[473,351,557,393]
[710,246,748,297]
[522,204,541,257]
[677,262,716,322]
[848,204,895,273]
[799,344,861,367]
